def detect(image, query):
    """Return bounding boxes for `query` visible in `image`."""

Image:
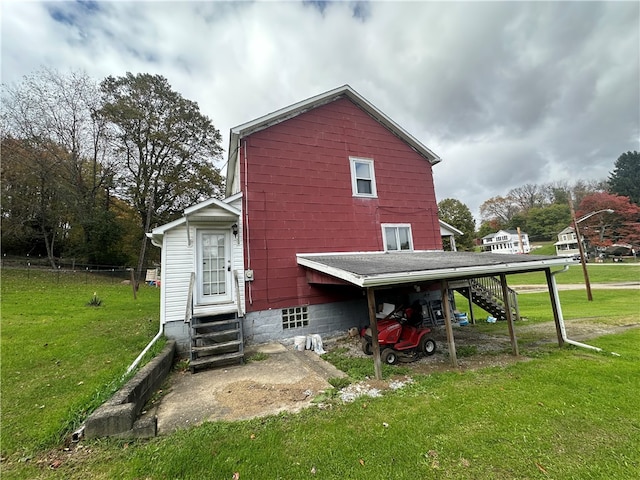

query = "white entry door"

[197,230,232,305]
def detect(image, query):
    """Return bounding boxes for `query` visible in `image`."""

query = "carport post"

[440,280,458,367]
[499,273,519,356]
[366,288,383,380]
[545,268,564,347]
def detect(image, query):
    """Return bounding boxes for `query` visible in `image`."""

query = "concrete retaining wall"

[85,340,176,439]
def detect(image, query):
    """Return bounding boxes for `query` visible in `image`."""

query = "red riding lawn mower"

[360,302,437,365]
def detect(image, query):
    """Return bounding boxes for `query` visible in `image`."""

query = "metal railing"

[470,276,520,321]
[185,272,195,323]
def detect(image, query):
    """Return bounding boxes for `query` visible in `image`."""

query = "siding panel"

[241,97,441,312]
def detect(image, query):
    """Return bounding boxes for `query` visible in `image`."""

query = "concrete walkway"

[151,343,345,435]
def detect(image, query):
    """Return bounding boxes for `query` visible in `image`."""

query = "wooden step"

[191,319,239,330]
[190,351,245,371]
[191,339,242,354]
[192,328,240,341]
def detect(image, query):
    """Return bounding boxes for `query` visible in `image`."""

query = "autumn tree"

[576,192,640,249]
[479,195,519,227]
[1,68,120,265]
[437,198,476,251]
[0,138,67,266]
[508,184,545,213]
[98,73,224,281]
[608,151,640,205]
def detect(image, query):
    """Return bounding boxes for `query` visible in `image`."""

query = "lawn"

[507,263,639,285]
[1,267,638,479]
[0,269,160,459]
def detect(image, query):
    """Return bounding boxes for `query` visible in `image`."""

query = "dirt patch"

[333,319,640,376]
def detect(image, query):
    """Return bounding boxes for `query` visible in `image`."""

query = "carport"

[298,251,575,379]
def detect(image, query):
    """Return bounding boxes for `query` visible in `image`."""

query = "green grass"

[3,330,638,479]
[0,269,160,459]
[530,241,556,255]
[2,267,639,479]
[508,263,639,285]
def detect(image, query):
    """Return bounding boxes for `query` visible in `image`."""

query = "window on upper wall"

[383,224,413,251]
[349,157,377,197]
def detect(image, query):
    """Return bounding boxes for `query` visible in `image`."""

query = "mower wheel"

[381,348,398,365]
[361,338,373,356]
[419,336,437,356]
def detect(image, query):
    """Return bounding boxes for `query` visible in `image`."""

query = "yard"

[1,265,639,479]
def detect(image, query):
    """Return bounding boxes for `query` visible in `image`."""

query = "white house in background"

[554,226,580,257]
[481,229,530,254]
[439,220,464,251]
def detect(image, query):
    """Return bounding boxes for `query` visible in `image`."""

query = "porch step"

[191,339,242,354]
[189,351,245,371]
[191,319,239,330]
[454,277,519,322]
[189,312,244,373]
[192,328,240,341]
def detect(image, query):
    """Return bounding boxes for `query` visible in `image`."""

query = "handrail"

[470,276,520,320]
[185,272,195,323]
[233,270,244,317]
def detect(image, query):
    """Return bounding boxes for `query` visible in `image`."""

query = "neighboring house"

[439,220,464,251]
[554,226,580,257]
[149,85,573,371]
[481,229,530,254]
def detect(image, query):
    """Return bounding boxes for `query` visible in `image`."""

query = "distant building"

[481,229,530,254]
[554,226,580,257]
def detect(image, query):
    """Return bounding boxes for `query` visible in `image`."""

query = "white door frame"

[196,229,233,305]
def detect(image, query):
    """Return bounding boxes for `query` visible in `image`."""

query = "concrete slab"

[153,346,345,435]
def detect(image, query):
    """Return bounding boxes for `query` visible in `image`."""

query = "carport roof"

[297,251,575,288]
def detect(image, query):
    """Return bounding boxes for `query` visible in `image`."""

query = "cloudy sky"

[2,0,639,221]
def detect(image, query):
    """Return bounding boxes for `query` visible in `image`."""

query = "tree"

[508,184,545,213]
[576,192,640,249]
[437,198,476,251]
[1,68,119,265]
[608,151,640,205]
[525,204,572,241]
[98,73,224,282]
[0,137,68,266]
[479,195,519,226]
[477,219,500,239]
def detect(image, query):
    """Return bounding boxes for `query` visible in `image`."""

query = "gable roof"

[226,85,441,197]
[439,219,464,236]
[482,229,528,240]
[147,194,242,246]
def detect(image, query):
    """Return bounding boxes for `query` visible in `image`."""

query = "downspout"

[243,139,252,305]
[125,322,164,377]
[550,266,618,355]
[126,233,166,376]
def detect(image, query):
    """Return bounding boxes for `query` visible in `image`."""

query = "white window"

[349,157,377,197]
[383,224,413,251]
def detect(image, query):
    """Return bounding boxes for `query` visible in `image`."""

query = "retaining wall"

[85,340,176,439]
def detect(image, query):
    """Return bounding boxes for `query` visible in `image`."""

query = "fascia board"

[439,219,464,236]
[225,85,442,170]
[184,197,240,217]
[358,260,571,288]
[296,255,366,287]
[297,253,573,289]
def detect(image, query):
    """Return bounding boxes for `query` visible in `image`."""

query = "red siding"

[241,97,441,312]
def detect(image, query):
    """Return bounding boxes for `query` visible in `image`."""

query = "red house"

[150,85,573,371]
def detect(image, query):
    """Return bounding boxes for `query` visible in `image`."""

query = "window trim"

[382,223,414,252]
[349,157,377,198]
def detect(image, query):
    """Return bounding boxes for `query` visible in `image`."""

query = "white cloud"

[2,0,638,222]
